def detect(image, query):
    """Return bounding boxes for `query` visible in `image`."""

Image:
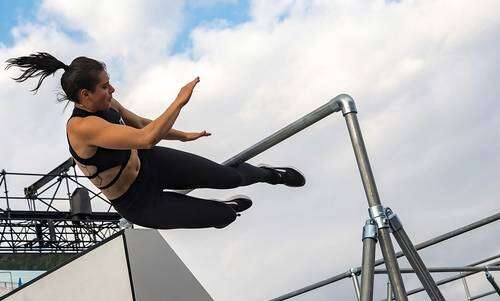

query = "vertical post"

[387,280,393,301]
[337,95,407,301]
[350,268,361,301]
[72,160,79,185]
[461,273,472,300]
[64,172,72,201]
[1,170,10,210]
[360,219,377,301]
[9,272,13,290]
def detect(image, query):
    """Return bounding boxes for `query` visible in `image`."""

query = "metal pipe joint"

[385,208,403,232]
[368,205,389,229]
[363,219,378,241]
[350,267,361,276]
[334,94,357,116]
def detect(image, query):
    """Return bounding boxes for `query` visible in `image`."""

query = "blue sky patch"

[0,0,40,47]
[1,0,251,53]
[171,0,250,54]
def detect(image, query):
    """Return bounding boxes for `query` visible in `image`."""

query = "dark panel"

[0,253,76,270]
[124,229,214,301]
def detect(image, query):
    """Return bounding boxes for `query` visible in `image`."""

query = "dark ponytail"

[5,52,106,104]
[5,52,68,94]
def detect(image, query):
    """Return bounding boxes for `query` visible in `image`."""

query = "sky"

[1,0,499,300]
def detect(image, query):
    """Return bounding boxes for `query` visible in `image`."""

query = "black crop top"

[66,106,131,190]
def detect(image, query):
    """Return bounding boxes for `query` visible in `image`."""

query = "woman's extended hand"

[181,130,211,142]
[175,77,200,107]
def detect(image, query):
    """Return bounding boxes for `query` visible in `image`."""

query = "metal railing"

[271,212,500,300]
[173,94,497,301]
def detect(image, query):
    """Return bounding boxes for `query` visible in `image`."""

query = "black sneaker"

[221,195,252,213]
[214,195,252,229]
[259,164,306,187]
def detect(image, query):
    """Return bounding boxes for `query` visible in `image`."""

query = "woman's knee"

[216,167,242,189]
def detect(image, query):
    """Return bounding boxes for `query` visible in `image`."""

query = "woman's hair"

[5,52,107,105]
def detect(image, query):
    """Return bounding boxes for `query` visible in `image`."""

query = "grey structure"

[1,229,213,301]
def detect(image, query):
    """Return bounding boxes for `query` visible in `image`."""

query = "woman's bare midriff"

[67,119,141,201]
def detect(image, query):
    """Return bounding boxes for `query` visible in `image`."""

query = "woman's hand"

[181,130,211,142]
[175,77,200,107]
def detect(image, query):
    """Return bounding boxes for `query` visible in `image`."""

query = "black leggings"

[111,146,276,229]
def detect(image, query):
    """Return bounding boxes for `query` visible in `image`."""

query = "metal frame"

[197,94,500,301]
[175,94,447,300]
[268,212,500,300]
[0,162,121,254]
[399,255,500,299]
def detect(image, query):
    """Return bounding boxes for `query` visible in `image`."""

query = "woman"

[5,52,305,229]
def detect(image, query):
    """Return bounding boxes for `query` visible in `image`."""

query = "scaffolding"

[0,158,121,254]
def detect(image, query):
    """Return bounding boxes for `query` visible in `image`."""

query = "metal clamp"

[385,207,403,232]
[350,267,361,276]
[362,219,378,241]
[368,205,389,229]
[118,218,134,230]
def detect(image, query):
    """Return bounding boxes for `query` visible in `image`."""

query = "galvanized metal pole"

[469,290,497,300]
[360,219,377,301]
[386,280,393,301]
[271,212,499,301]
[462,273,472,300]
[269,271,352,301]
[338,96,407,301]
[374,266,500,273]
[386,209,444,300]
[381,260,500,301]
[485,271,500,296]
[222,99,342,167]
[350,268,361,301]
[178,96,342,196]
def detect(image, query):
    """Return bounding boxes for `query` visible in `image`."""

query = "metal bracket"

[350,267,361,276]
[362,219,378,241]
[119,218,134,230]
[335,94,357,116]
[368,205,389,229]
[385,207,403,232]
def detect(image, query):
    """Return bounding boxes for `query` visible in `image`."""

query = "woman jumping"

[5,52,305,229]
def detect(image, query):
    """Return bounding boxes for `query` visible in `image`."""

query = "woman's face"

[82,70,115,111]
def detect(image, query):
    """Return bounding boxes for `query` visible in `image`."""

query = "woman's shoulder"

[66,114,106,138]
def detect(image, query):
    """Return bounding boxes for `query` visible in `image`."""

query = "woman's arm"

[112,97,210,142]
[110,98,151,129]
[112,99,190,140]
[131,77,199,146]
[137,118,190,141]
[75,78,199,150]
[72,101,185,150]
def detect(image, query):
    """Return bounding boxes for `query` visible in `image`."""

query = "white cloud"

[38,0,184,60]
[1,0,499,300]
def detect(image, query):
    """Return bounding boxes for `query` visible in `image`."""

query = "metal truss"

[0,158,122,254]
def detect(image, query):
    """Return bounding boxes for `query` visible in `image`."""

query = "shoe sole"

[257,164,306,187]
[221,194,252,213]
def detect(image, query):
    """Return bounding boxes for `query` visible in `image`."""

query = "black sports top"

[66,106,131,190]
